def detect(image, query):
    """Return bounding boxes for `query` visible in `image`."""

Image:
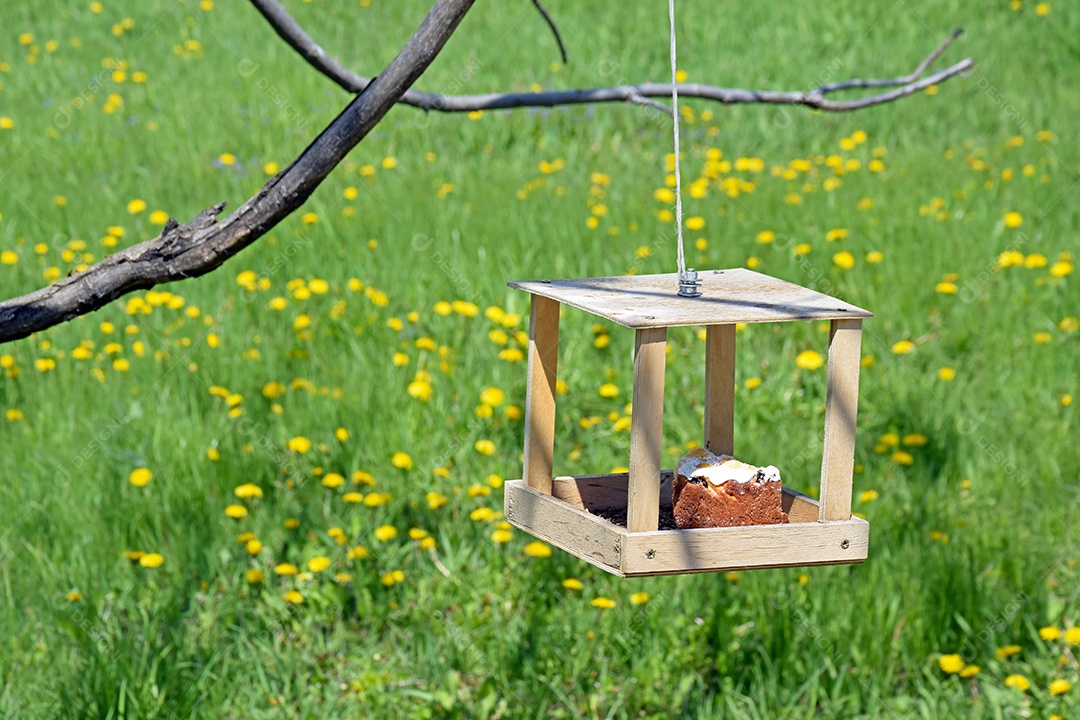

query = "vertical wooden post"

[627,327,667,533]
[703,324,735,456]
[819,318,863,522]
[523,295,560,494]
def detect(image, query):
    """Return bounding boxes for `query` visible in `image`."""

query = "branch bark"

[0,0,476,345]
[251,0,972,113]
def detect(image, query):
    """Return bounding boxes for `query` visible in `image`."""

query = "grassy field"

[1,0,1078,717]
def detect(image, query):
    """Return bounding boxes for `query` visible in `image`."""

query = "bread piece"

[672,448,788,529]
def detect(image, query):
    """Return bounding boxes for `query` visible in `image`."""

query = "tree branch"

[0,0,476,345]
[250,0,972,113]
[531,0,568,64]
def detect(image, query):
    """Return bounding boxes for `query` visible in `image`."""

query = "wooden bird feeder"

[503,269,873,578]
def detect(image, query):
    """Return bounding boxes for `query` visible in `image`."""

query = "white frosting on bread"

[677,447,781,485]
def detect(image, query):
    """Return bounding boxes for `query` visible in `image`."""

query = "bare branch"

[250,0,973,113]
[814,27,964,94]
[0,0,476,345]
[532,0,568,64]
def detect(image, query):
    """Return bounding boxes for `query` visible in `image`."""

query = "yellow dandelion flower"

[407,380,433,401]
[470,507,495,522]
[598,383,619,398]
[126,198,147,214]
[491,529,513,543]
[234,483,263,499]
[474,439,496,456]
[995,644,1021,659]
[1050,260,1074,278]
[562,578,584,590]
[891,340,915,355]
[859,489,879,503]
[224,504,248,519]
[283,590,304,605]
[245,568,264,584]
[342,492,363,503]
[1003,211,1023,229]
[391,452,413,470]
[938,367,956,381]
[480,387,505,406]
[380,570,405,586]
[321,472,344,489]
[287,436,312,454]
[590,597,616,609]
[426,491,449,509]
[524,541,552,558]
[374,525,398,541]
[128,468,152,487]
[363,492,391,507]
[1004,674,1030,691]
[891,451,914,466]
[139,553,164,568]
[795,350,824,370]
[938,654,963,674]
[274,563,299,576]
[832,251,855,270]
[307,556,331,573]
[630,592,650,605]
[1049,679,1071,695]
[348,546,369,560]
[1065,627,1080,645]
[1039,626,1062,641]
[959,665,980,678]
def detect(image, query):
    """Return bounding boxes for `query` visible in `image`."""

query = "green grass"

[1,0,1078,717]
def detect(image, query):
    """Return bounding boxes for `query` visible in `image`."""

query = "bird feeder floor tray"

[505,473,869,578]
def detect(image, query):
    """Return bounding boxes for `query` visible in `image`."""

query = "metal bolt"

[645,549,656,559]
[678,268,702,298]
[840,539,850,549]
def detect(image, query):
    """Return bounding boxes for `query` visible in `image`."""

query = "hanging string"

[667,0,700,297]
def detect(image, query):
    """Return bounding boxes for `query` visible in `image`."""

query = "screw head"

[840,539,850,549]
[645,549,656,559]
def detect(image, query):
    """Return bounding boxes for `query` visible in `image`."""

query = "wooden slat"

[626,327,667,532]
[704,324,736,456]
[621,517,869,577]
[553,472,672,511]
[781,486,820,523]
[522,295,560,494]
[818,319,863,522]
[508,270,872,329]
[504,480,624,575]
